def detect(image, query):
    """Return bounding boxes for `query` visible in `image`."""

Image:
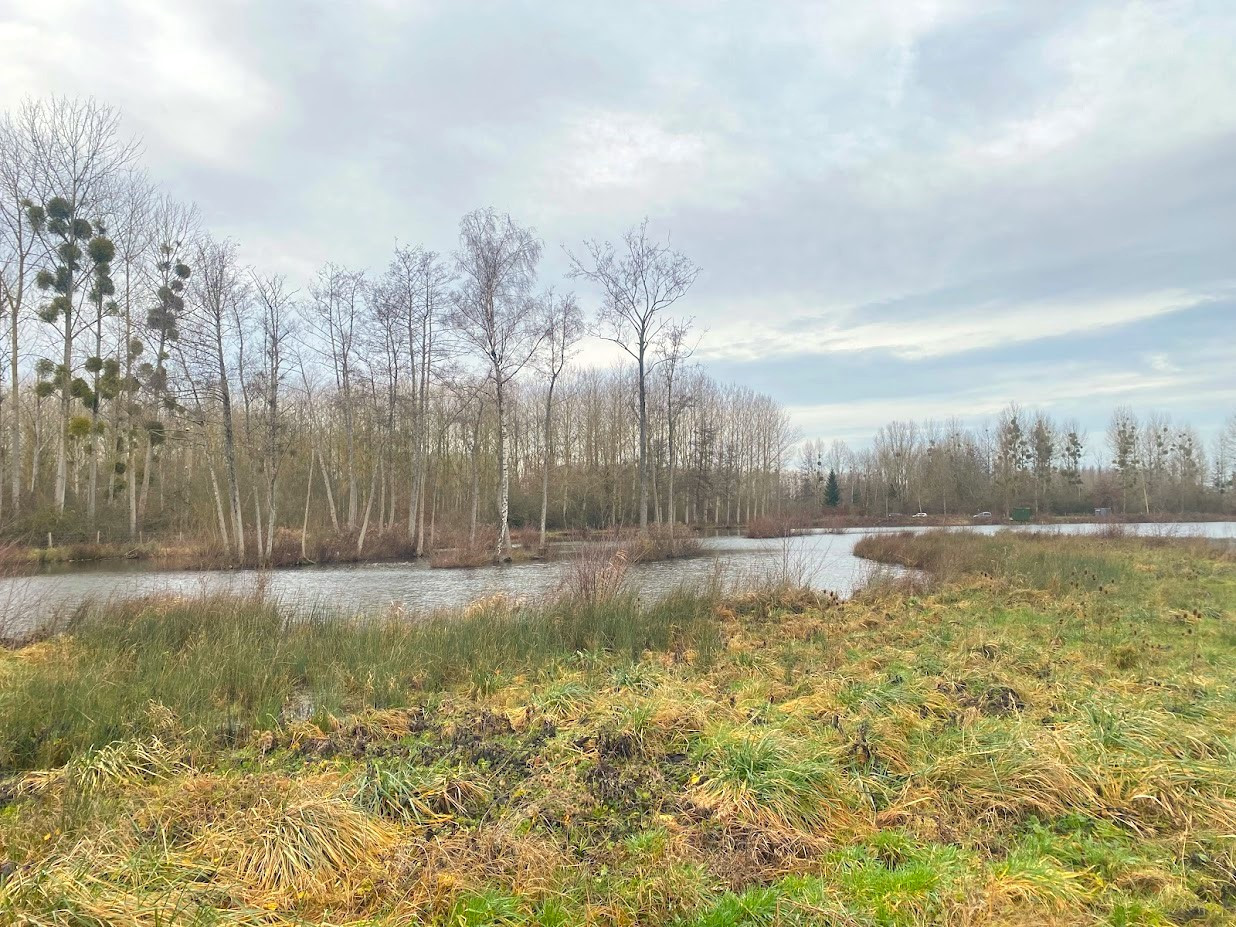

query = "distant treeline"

[796,405,1236,517]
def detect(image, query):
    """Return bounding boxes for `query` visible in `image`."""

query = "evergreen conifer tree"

[824,468,841,507]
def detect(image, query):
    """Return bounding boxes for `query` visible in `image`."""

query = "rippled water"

[3,521,1233,635]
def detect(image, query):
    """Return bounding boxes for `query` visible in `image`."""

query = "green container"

[1011,507,1032,523]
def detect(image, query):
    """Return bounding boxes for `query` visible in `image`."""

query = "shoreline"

[2,513,1233,575]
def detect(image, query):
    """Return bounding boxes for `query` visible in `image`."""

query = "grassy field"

[1,531,1234,925]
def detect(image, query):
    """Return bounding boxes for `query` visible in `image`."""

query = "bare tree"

[568,218,699,532]
[0,105,42,514]
[379,244,450,551]
[535,289,583,550]
[309,264,366,529]
[186,236,248,558]
[449,208,542,559]
[250,272,295,563]
[658,319,696,535]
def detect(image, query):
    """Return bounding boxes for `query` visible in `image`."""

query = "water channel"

[3,521,1233,636]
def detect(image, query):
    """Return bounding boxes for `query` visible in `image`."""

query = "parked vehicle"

[912,512,928,518]
[973,511,992,519]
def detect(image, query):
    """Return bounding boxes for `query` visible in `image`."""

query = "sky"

[1,0,1233,454]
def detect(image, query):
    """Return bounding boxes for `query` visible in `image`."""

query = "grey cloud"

[2,0,1232,437]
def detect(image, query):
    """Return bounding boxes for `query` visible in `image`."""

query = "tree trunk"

[344,396,357,530]
[9,273,21,515]
[216,327,244,559]
[496,374,511,560]
[317,446,340,533]
[55,306,71,512]
[637,350,648,532]
[208,462,230,549]
[124,270,137,538]
[539,380,555,550]
[408,428,420,541]
[469,406,482,545]
[86,301,103,524]
[29,400,41,495]
[357,456,380,553]
[300,457,313,561]
[252,485,264,565]
[667,392,677,540]
[415,453,428,556]
[264,461,278,563]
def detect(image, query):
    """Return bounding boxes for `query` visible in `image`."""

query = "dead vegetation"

[743,514,809,539]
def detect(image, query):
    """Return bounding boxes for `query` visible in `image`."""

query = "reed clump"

[743,514,808,539]
[428,524,501,568]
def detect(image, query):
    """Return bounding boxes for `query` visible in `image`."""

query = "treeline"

[0,97,796,559]
[797,405,1236,518]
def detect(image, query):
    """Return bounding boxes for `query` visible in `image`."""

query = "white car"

[912,512,928,518]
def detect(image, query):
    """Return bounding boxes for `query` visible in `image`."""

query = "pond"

[3,521,1233,637]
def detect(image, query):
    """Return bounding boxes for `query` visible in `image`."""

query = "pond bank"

[2,522,1234,639]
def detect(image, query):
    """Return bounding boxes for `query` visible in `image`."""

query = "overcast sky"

[2,0,1233,452]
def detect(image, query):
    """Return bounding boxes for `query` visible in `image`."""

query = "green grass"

[691,727,855,831]
[1,532,1235,925]
[0,586,719,769]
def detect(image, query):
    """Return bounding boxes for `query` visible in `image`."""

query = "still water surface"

[3,521,1233,635]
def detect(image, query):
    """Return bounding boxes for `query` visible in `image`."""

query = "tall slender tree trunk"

[407,411,421,539]
[264,461,278,562]
[416,453,428,556]
[138,437,155,527]
[215,328,244,559]
[251,486,264,564]
[495,375,510,559]
[55,307,72,512]
[300,457,313,561]
[9,273,22,515]
[29,400,41,495]
[317,447,340,533]
[469,436,481,546]
[208,461,229,549]
[539,380,555,550]
[344,394,357,530]
[637,350,648,532]
[357,456,380,553]
[86,300,103,524]
[667,392,677,540]
[124,272,137,537]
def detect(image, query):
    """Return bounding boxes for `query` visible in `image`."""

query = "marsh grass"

[0,585,720,769]
[743,514,808,539]
[853,526,1229,590]
[2,531,1235,925]
[429,524,501,568]
[622,524,704,561]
